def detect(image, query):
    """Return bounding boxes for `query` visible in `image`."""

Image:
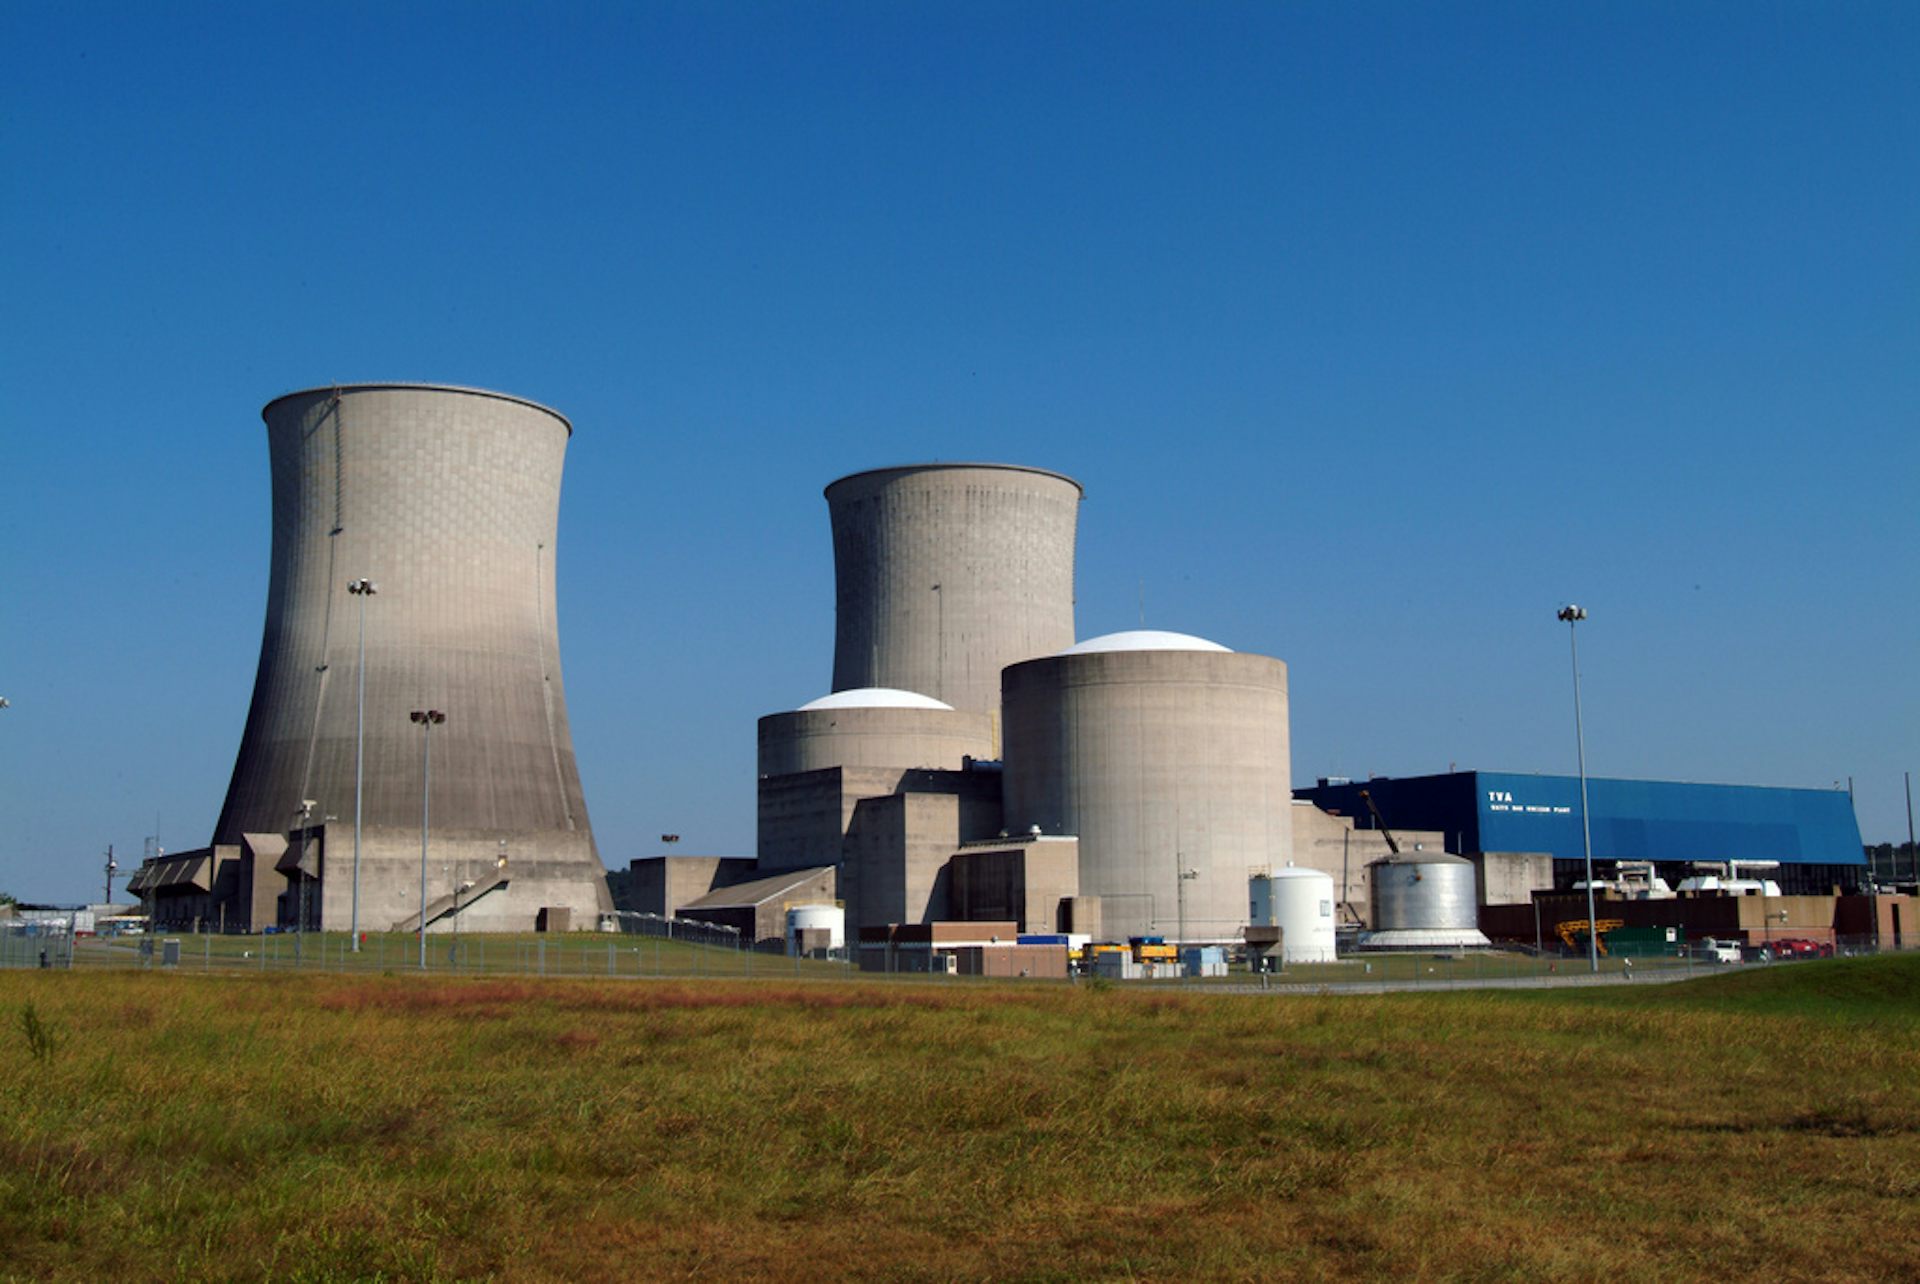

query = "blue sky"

[4,2,1916,901]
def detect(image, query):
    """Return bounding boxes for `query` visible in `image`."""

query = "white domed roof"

[798,688,956,711]
[1059,630,1232,655]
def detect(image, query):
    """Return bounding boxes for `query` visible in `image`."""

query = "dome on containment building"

[1059,630,1232,655]
[799,688,956,711]
[759,688,993,777]
[1001,633,1291,944]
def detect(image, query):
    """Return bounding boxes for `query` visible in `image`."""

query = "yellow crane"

[1557,918,1623,955]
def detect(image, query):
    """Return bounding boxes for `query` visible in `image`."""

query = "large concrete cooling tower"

[826,464,1081,723]
[1000,631,1292,943]
[213,383,610,932]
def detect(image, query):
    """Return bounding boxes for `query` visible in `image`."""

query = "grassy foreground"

[2,957,1916,1281]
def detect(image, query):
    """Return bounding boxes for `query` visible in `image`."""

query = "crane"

[1357,788,1401,855]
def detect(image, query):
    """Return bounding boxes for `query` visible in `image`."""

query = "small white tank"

[785,903,845,955]
[1248,866,1337,963]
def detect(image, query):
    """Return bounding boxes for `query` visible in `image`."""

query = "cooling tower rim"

[824,462,1083,498]
[261,383,573,436]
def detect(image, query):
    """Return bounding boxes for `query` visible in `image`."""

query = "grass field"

[2,956,1916,1281]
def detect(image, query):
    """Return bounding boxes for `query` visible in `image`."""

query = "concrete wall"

[313,824,611,934]
[626,856,757,918]
[844,787,1002,930]
[949,838,1081,934]
[757,706,994,777]
[1470,851,1555,908]
[212,384,607,926]
[825,464,1081,726]
[1002,647,1291,943]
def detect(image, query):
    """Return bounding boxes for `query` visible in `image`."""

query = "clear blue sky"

[4,2,1915,901]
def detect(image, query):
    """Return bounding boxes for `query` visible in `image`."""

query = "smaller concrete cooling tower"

[826,464,1081,723]
[1002,630,1292,943]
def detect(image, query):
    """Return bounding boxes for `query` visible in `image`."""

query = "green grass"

[2,955,1916,1280]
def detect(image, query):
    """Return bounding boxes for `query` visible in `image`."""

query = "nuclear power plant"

[126,394,1879,964]
[132,384,611,934]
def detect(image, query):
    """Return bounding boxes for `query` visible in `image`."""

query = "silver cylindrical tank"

[758,689,995,777]
[213,384,608,928]
[1002,631,1292,944]
[1249,866,1337,963]
[825,463,1081,725]
[1365,853,1488,948]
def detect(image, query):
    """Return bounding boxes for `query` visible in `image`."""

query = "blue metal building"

[1294,771,1867,895]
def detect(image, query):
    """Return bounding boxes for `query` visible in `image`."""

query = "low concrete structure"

[948,835,1080,934]
[131,823,610,934]
[857,921,1020,972]
[759,764,1003,932]
[624,855,757,919]
[1481,890,1877,950]
[676,867,837,948]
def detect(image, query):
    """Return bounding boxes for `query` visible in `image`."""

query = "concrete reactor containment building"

[1001,631,1293,943]
[827,464,1082,730]
[136,383,611,934]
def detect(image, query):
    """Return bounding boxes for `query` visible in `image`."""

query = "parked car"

[1696,938,1742,963]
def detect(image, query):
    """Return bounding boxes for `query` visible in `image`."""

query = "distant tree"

[0,890,15,906]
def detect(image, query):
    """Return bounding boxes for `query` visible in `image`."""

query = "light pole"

[410,709,445,969]
[1558,604,1599,974]
[347,578,378,952]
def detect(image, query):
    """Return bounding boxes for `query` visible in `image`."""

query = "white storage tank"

[1249,866,1338,962]
[785,903,845,955]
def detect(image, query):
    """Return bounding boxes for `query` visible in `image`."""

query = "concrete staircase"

[390,869,511,933]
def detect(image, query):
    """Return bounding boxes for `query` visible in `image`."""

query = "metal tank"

[825,464,1081,726]
[1001,631,1292,944]
[1249,866,1337,963]
[213,383,610,932]
[786,903,846,955]
[1361,853,1490,949]
[757,689,995,777]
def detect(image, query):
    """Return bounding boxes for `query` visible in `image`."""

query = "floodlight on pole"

[410,709,445,969]
[347,578,378,952]
[1557,604,1599,974]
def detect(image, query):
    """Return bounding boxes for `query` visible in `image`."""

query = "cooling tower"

[213,383,610,931]
[826,464,1081,723]
[1001,631,1292,943]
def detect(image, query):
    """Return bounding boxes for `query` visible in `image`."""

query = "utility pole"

[103,845,117,903]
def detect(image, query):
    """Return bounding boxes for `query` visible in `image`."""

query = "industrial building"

[1295,772,1868,896]
[133,384,613,934]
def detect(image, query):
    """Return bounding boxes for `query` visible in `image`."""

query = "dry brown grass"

[0,959,1915,1280]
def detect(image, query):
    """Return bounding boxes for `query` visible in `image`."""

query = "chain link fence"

[3,916,1913,989]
